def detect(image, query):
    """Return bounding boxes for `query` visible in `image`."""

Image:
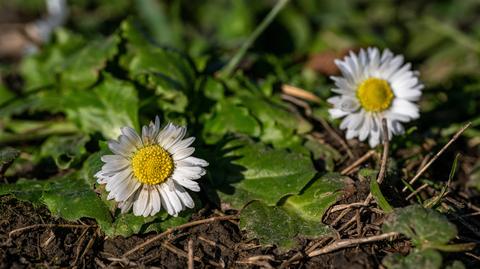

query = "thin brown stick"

[281,84,322,104]
[163,241,223,268]
[402,122,471,192]
[188,239,194,269]
[330,208,352,226]
[341,150,376,175]
[122,215,238,258]
[315,119,355,159]
[79,229,98,263]
[235,255,274,269]
[307,232,399,257]
[72,228,90,265]
[94,257,107,268]
[406,183,429,200]
[330,202,367,213]
[9,223,95,237]
[281,94,313,116]
[377,119,389,184]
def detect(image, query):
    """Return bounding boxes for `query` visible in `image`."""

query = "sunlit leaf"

[283,173,345,221]
[63,75,139,139]
[60,35,120,89]
[239,201,332,250]
[41,174,112,226]
[211,138,317,208]
[382,205,457,248]
[40,135,89,169]
[383,249,442,269]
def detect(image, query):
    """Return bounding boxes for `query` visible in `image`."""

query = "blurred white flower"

[328,47,423,147]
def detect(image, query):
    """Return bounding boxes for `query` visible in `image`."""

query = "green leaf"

[0,147,20,175]
[203,99,261,143]
[359,169,393,213]
[20,29,86,90]
[0,179,49,204]
[211,138,317,208]
[467,158,480,192]
[60,35,120,89]
[119,19,195,114]
[283,173,345,221]
[445,261,466,269]
[239,201,332,250]
[63,75,139,139]
[100,213,156,237]
[40,135,89,169]
[424,154,460,208]
[382,205,457,249]
[81,145,110,188]
[382,249,442,269]
[304,138,341,172]
[41,174,112,226]
[0,83,15,106]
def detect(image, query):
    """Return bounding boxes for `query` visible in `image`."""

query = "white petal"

[133,187,149,216]
[158,185,175,216]
[121,126,143,148]
[174,166,205,180]
[175,184,195,209]
[163,126,187,150]
[329,108,349,119]
[156,123,175,144]
[150,187,162,215]
[108,140,133,157]
[163,183,183,215]
[173,147,195,161]
[119,195,135,213]
[172,174,200,192]
[101,155,126,163]
[105,168,131,192]
[116,180,141,202]
[168,137,195,153]
[179,157,209,167]
[390,99,419,119]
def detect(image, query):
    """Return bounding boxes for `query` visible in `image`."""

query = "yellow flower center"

[356,78,394,112]
[131,145,174,185]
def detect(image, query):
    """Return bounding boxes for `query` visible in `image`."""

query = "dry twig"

[9,223,95,238]
[188,239,194,269]
[308,232,399,257]
[281,84,322,104]
[122,215,238,258]
[376,119,389,184]
[402,122,471,192]
[340,150,376,175]
[406,183,429,200]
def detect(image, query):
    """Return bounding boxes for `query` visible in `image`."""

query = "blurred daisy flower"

[95,117,208,217]
[328,47,423,147]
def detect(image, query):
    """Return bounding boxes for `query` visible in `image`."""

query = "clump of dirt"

[0,196,97,268]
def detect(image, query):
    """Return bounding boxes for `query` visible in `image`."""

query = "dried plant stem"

[341,150,376,175]
[307,232,399,257]
[377,119,390,184]
[281,84,322,104]
[402,122,471,192]
[406,183,429,200]
[9,223,95,237]
[122,215,238,258]
[188,239,194,269]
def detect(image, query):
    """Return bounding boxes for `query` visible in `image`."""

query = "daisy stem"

[219,0,290,78]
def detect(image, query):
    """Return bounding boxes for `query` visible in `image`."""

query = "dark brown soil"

[0,193,393,269]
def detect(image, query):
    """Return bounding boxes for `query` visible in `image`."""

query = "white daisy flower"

[95,117,209,217]
[328,47,423,147]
